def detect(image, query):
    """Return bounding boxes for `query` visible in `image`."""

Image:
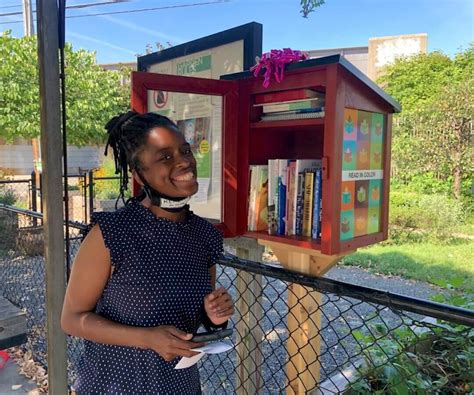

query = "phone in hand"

[192,328,233,343]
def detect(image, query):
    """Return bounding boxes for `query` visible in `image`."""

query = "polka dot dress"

[75,197,223,395]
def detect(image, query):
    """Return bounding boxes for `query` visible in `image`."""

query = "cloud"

[68,30,136,55]
[99,14,187,44]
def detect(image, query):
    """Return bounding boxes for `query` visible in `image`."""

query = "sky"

[0,0,473,64]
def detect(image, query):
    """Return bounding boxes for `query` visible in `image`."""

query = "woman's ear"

[132,170,143,187]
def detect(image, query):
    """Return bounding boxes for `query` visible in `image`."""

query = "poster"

[340,109,385,241]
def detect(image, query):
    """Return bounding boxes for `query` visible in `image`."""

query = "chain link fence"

[1,205,473,394]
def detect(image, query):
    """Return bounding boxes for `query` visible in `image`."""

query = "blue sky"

[1,0,473,64]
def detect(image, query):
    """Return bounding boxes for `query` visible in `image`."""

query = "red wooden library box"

[131,55,400,255]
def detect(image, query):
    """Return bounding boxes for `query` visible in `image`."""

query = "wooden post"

[257,240,347,395]
[225,237,265,395]
[36,1,68,393]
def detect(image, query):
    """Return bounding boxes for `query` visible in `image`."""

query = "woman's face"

[135,126,198,198]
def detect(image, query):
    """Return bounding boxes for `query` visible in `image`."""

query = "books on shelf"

[253,88,325,123]
[262,100,323,114]
[248,158,323,240]
[291,160,322,235]
[261,110,325,122]
[254,89,324,105]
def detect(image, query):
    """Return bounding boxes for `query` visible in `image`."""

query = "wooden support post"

[225,237,265,395]
[257,240,347,395]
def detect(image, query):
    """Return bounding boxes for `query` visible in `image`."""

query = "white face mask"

[159,196,191,210]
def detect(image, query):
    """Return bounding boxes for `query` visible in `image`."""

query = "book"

[302,171,315,237]
[255,166,269,231]
[277,160,289,236]
[247,166,258,231]
[285,161,296,235]
[247,165,268,231]
[255,89,323,105]
[295,172,305,236]
[311,168,323,239]
[263,100,325,114]
[267,160,279,235]
[261,111,325,122]
[291,160,322,236]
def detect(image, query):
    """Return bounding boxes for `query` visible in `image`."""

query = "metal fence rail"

[1,205,473,394]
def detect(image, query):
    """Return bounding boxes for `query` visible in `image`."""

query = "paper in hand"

[174,340,233,369]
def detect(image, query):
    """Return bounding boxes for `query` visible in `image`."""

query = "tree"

[300,0,325,17]
[0,31,130,146]
[377,46,473,199]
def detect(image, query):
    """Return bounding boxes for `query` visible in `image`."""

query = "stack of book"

[248,159,323,239]
[254,89,325,122]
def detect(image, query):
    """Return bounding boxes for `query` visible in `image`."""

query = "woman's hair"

[104,111,178,201]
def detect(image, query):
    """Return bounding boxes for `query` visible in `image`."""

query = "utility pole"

[22,0,34,36]
[36,0,68,392]
[23,0,42,186]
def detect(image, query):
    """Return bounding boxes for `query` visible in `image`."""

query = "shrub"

[388,189,465,244]
[0,187,18,205]
[348,287,474,394]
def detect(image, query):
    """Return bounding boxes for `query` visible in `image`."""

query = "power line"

[0,0,132,17]
[0,0,228,25]
[0,4,22,10]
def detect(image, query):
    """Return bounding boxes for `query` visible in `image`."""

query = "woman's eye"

[159,154,172,161]
[184,149,192,155]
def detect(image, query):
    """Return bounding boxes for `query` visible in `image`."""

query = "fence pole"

[30,171,37,227]
[225,237,264,395]
[257,240,345,394]
[83,173,87,223]
[88,170,94,222]
[36,1,68,393]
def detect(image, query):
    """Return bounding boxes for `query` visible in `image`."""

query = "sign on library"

[340,109,385,241]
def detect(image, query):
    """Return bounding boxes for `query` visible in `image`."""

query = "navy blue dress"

[75,198,223,394]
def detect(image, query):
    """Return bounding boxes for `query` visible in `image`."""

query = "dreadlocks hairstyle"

[104,111,180,205]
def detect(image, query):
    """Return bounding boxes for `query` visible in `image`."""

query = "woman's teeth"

[172,172,194,182]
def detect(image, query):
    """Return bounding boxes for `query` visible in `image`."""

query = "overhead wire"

[0,0,228,24]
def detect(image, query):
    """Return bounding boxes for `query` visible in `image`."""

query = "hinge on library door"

[322,157,329,180]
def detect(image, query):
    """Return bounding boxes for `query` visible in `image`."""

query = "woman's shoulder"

[190,214,223,240]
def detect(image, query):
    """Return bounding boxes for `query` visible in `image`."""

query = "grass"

[340,238,474,293]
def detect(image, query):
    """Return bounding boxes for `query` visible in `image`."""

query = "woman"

[61,112,234,394]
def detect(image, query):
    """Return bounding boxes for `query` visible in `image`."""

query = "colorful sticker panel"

[370,142,383,170]
[357,111,372,142]
[368,206,381,234]
[356,141,371,170]
[340,210,354,240]
[342,140,357,171]
[354,180,369,209]
[341,181,355,212]
[371,113,384,143]
[369,179,382,207]
[344,109,358,141]
[341,108,385,241]
[354,208,368,237]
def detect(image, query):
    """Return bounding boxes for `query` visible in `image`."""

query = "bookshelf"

[130,54,401,256]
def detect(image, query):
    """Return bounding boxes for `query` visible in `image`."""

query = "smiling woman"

[61,111,234,394]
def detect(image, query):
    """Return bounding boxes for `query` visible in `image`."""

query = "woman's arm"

[61,225,202,360]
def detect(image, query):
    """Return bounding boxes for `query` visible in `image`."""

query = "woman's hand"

[204,287,234,326]
[143,326,203,362]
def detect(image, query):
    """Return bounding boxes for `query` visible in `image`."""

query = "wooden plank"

[257,240,346,394]
[0,296,27,349]
[226,237,264,395]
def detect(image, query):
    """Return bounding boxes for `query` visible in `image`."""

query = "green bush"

[0,187,18,205]
[388,189,465,244]
[348,288,474,394]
